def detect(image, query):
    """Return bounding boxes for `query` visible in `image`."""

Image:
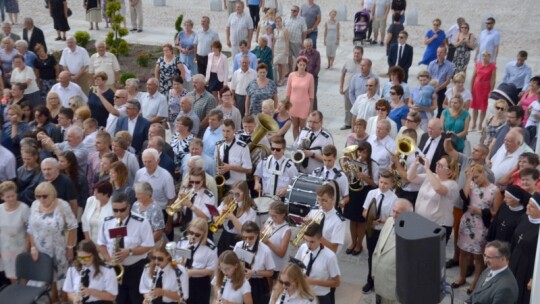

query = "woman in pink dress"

[470,51,496,131]
[286,56,314,140]
[518,76,540,125]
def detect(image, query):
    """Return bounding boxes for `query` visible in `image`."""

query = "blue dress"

[442,109,469,152]
[177,31,197,75]
[388,105,409,130]
[419,29,446,65]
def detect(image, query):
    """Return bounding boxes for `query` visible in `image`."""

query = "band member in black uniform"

[97,193,155,304]
[63,240,118,304]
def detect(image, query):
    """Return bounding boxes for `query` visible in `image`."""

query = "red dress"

[471,62,496,111]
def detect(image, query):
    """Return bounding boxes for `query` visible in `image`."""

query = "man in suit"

[418,118,447,172]
[115,99,150,156]
[466,240,518,304]
[387,30,413,83]
[22,18,46,53]
[373,199,414,304]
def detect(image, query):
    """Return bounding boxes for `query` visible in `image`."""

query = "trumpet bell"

[396,135,416,156]
[292,150,305,164]
[342,144,359,159]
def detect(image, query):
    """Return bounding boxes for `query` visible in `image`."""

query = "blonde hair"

[270,263,316,303]
[262,99,275,111]
[215,251,245,291]
[35,181,58,200]
[0,181,17,195]
[453,72,466,83]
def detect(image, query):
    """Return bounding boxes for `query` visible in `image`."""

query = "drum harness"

[265,155,288,196]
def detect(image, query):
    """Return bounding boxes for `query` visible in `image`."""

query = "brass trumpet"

[291,210,325,247]
[388,135,416,189]
[166,188,196,216]
[209,195,236,233]
[260,221,274,241]
[339,145,365,192]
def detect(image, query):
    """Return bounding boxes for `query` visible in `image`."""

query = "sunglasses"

[242,235,257,241]
[189,180,202,185]
[188,230,202,238]
[279,279,291,287]
[151,256,165,262]
[113,207,128,213]
[36,194,49,199]
[271,147,282,152]
[389,91,397,95]
[77,255,92,262]
[291,10,298,12]
[495,106,505,111]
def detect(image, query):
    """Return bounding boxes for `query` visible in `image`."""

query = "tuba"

[338,145,365,192]
[209,195,236,233]
[290,209,325,247]
[390,135,416,189]
[215,141,226,200]
[111,218,125,283]
[292,137,311,164]
[248,114,279,177]
[166,187,196,216]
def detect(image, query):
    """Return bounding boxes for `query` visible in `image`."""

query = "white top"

[226,12,254,43]
[214,139,252,185]
[366,116,398,139]
[50,82,88,107]
[264,220,291,271]
[0,146,16,181]
[311,165,349,199]
[81,197,113,243]
[218,201,257,234]
[212,277,251,304]
[62,265,118,300]
[526,100,540,127]
[270,291,315,304]
[367,135,396,170]
[88,52,121,85]
[59,46,90,73]
[176,239,217,275]
[190,188,216,220]
[362,188,398,230]
[415,177,459,227]
[82,130,97,153]
[97,213,155,266]
[307,208,346,246]
[294,128,334,174]
[10,67,39,93]
[351,93,380,121]
[490,146,522,183]
[294,244,340,296]
[140,92,168,120]
[231,68,257,95]
[139,264,189,301]
[254,156,298,196]
[233,241,275,277]
[134,167,176,209]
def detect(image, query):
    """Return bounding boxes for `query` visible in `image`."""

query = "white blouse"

[62,265,118,301]
[139,263,189,302]
[211,277,251,304]
[81,197,113,243]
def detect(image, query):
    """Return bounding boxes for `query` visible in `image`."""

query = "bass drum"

[253,196,274,228]
[286,174,339,218]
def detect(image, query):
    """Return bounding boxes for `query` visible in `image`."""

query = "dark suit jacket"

[469,267,518,304]
[23,26,47,53]
[115,115,150,156]
[418,133,447,172]
[387,43,413,74]
[159,153,176,179]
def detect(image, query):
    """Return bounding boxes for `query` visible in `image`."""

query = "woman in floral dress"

[453,164,501,293]
[28,181,78,303]
[155,43,185,95]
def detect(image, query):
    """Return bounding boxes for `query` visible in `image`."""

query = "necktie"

[306,252,315,276]
[223,142,233,179]
[309,132,316,143]
[482,271,493,286]
[423,138,433,154]
[324,170,330,181]
[319,212,326,230]
[273,161,280,195]
[376,194,385,218]
[153,270,164,304]
[119,219,125,248]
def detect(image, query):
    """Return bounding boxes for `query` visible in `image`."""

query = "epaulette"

[336,212,346,222]
[333,168,342,178]
[320,130,330,138]
[301,127,310,131]
[131,214,144,222]
[103,264,113,269]
[236,140,247,147]
[204,189,214,197]
[104,216,115,221]
[285,159,293,168]
[206,239,217,250]
[216,140,225,146]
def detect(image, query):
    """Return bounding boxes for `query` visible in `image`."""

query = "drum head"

[254,196,273,214]
[286,174,324,208]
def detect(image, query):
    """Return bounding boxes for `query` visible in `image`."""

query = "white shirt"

[491,146,522,183]
[363,188,398,230]
[215,139,252,185]
[270,290,315,304]
[367,135,396,170]
[212,277,251,303]
[141,92,168,120]
[139,264,189,301]
[263,220,291,271]
[233,241,275,277]
[97,213,155,266]
[89,52,121,85]
[218,201,257,234]
[105,103,127,136]
[295,128,334,174]
[226,12,254,43]
[62,265,118,300]
[82,130,97,153]
[134,167,176,209]
[50,82,88,107]
[294,244,340,296]
[81,197,113,243]
[415,177,459,227]
[311,165,349,199]
[190,188,216,221]
[307,208,346,246]
[254,156,298,196]
[59,46,90,73]
[231,68,257,95]
[175,239,217,275]
[127,116,137,135]
[366,116,398,139]
[351,93,380,120]
[10,67,39,94]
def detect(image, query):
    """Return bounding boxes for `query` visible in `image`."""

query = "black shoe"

[345,248,353,255]
[137,29,143,32]
[352,248,362,256]
[55,37,62,41]
[362,282,374,294]
[340,125,351,130]
[445,259,459,268]
[370,40,377,45]
[130,28,137,32]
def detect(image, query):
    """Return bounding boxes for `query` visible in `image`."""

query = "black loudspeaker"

[395,212,446,304]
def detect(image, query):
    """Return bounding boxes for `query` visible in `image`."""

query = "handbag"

[67,8,73,17]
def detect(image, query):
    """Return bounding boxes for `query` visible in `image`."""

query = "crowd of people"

[0,0,538,304]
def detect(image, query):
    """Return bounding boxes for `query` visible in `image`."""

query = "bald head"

[427,118,443,138]
[391,199,414,220]
[59,71,71,86]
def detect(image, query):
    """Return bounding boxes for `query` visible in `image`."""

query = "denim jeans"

[307,31,318,49]
[0,0,5,22]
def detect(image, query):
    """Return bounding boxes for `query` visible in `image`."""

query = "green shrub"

[136,51,152,68]
[120,72,137,86]
[74,31,91,48]
[173,14,184,40]
[106,0,129,57]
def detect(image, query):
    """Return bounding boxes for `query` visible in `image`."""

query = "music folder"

[108,226,127,239]
[205,204,220,217]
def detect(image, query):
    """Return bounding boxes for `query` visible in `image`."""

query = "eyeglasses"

[242,235,257,241]
[36,194,49,199]
[279,279,291,287]
[151,256,165,262]
[77,255,92,262]
[271,147,282,152]
[398,36,405,39]
[189,180,202,185]
[188,230,202,238]
[389,91,397,95]
[114,95,124,99]
[495,106,505,111]
[483,254,501,260]
[112,207,128,213]
[376,108,387,112]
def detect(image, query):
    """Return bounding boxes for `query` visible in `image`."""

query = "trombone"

[166,187,196,216]
[338,145,365,192]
